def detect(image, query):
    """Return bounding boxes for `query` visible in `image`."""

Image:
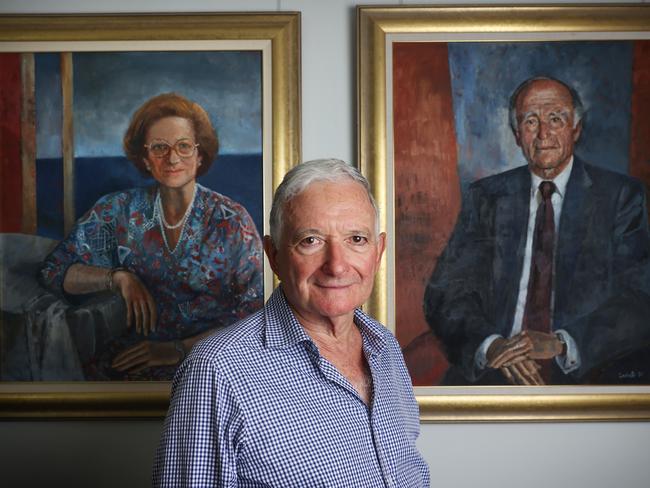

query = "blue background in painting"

[71,51,262,157]
[447,41,634,191]
[35,53,64,238]
[34,51,263,240]
[35,53,63,160]
[72,154,262,235]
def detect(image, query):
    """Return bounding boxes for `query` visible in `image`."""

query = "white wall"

[2,1,650,487]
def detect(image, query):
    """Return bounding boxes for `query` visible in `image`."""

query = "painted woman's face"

[144,116,202,190]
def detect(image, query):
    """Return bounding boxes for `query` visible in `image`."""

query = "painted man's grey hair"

[508,76,585,133]
[269,158,380,246]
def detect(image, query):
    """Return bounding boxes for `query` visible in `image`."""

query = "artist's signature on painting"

[618,371,645,380]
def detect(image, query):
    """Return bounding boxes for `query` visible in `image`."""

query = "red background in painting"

[392,43,460,385]
[0,53,23,232]
[630,40,650,227]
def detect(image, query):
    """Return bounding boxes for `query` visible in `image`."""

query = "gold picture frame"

[0,13,300,418]
[358,5,650,421]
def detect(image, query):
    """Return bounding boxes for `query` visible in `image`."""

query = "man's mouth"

[316,282,354,289]
[535,146,558,151]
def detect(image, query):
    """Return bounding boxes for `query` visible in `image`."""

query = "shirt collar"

[530,156,573,199]
[263,287,313,349]
[353,308,388,358]
[263,287,387,357]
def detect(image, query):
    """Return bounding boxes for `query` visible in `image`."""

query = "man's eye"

[350,235,368,245]
[299,236,320,246]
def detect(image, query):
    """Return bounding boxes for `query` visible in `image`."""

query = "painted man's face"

[514,79,582,179]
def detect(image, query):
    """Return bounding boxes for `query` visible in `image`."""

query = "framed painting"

[0,13,300,417]
[358,5,650,421]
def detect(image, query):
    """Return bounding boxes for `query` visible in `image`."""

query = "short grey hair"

[269,158,380,246]
[508,76,585,133]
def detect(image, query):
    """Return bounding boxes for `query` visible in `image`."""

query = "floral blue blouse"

[40,184,263,380]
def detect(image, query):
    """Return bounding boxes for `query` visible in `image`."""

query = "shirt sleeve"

[554,329,581,374]
[474,334,503,370]
[153,354,244,487]
[39,193,123,293]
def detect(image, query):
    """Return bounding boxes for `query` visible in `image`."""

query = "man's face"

[514,79,582,179]
[264,180,385,325]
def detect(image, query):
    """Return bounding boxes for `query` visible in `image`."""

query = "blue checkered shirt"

[153,287,429,487]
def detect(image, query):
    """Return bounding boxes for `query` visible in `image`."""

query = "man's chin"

[528,159,566,177]
[313,290,369,314]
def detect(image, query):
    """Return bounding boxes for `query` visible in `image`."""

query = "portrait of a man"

[424,75,650,385]
[390,40,650,386]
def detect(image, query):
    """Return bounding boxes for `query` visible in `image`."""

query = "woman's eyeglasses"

[144,139,199,158]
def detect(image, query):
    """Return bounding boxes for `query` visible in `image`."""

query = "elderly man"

[424,76,650,386]
[153,159,429,486]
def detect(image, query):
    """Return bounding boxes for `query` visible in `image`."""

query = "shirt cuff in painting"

[554,329,581,374]
[474,334,503,370]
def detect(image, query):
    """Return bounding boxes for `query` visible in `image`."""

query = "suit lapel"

[554,158,594,322]
[493,167,531,329]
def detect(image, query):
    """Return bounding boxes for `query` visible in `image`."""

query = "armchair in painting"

[0,232,126,381]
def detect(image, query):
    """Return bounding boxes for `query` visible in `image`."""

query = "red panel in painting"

[0,53,23,232]
[630,39,650,224]
[393,42,461,385]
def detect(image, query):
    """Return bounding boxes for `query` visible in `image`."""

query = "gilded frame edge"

[357,4,650,422]
[0,12,301,419]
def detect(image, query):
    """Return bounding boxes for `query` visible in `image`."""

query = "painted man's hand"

[489,330,564,369]
[524,330,564,360]
[486,335,532,369]
[500,359,545,385]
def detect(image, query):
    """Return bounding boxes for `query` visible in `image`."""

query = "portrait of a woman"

[39,93,264,380]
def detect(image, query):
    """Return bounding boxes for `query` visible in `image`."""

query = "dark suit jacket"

[424,158,650,384]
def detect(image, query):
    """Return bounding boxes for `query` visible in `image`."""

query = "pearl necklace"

[156,185,196,229]
[156,185,197,254]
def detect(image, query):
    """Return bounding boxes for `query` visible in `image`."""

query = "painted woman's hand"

[111,270,158,335]
[111,340,182,373]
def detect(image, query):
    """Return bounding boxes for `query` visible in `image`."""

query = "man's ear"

[573,119,583,142]
[376,232,387,265]
[514,129,523,148]
[263,235,280,277]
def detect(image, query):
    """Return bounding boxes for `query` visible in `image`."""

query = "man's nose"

[537,120,551,140]
[322,241,348,276]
